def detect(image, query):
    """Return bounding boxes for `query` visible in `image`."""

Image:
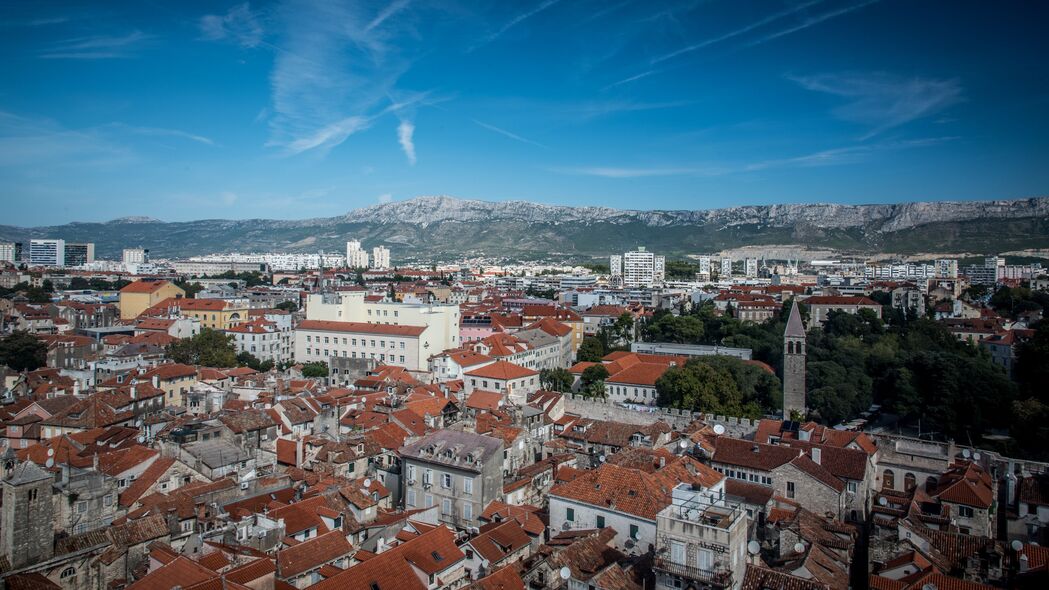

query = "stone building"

[1,460,55,569]
[782,301,806,418]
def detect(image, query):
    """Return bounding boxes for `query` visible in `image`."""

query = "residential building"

[296,319,427,370]
[803,295,882,324]
[745,257,759,277]
[400,430,505,530]
[64,243,95,266]
[305,290,460,354]
[371,245,391,269]
[29,239,65,267]
[118,280,186,320]
[610,247,666,287]
[122,248,149,265]
[0,242,21,263]
[721,258,733,278]
[463,361,539,405]
[654,482,748,590]
[346,239,369,268]
[227,317,292,364]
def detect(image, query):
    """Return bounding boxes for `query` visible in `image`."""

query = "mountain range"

[3,196,1049,262]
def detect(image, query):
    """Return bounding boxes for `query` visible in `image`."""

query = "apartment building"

[295,319,427,370]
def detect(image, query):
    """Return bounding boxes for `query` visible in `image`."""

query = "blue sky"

[2,0,1048,225]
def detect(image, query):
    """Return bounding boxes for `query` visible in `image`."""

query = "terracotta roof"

[741,565,829,590]
[711,437,801,472]
[120,280,176,294]
[804,295,880,306]
[465,360,538,380]
[297,320,426,336]
[931,461,994,509]
[470,563,525,590]
[467,520,531,564]
[277,530,353,578]
[119,456,176,507]
[789,454,845,493]
[605,362,670,387]
[466,390,505,411]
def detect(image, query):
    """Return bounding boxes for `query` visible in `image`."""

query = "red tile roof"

[277,530,353,578]
[120,280,176,294]
[465,360,538,380]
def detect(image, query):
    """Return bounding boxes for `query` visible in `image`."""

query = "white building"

[610,247,665,287]
[295,320,426,370]
[744,258,758,278]
[346,239,369,268]
[720,258,733,278]
[29,239,65,267]
[697,256,712,280]
[305,291,460,359]
[123,248,149,265]
[227,313,293,364]
[371,246,391,270]
[0,242,18,264]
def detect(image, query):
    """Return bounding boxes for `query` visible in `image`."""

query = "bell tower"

[1,460,55,569]
[783,300,807,418]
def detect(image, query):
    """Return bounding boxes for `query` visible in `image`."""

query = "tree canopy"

[166,329,238,367]
[0,331,47,371]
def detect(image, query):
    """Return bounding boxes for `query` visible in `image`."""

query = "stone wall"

[562,394,760,438]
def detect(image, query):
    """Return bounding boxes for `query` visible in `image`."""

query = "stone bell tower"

[1,460,55,569]
[783,299,807,418]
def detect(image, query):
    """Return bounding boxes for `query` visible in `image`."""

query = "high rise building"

[744,258,758,277]
[720,258,733,278]
[29,239,65,267]
[371,245,391,270]
[64,243,95,266]
[610,247,665,287]
[697,256,712,280]
[0,242,20,264]
[123,248,149,265]
[346,239,369,268]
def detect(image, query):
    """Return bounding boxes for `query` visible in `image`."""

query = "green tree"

[576,336,605,362]
[236,351,274,372]
[540,368,574,392]
[166,329,238,367]
[0,331,47,371]
[644,314,704,343]
[656,361,746,416]
[301,362,329,378]
[580,364,610,388]
[175,280,205,298]
[275,300,298,312]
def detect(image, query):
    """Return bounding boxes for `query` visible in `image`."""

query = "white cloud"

[279,116,373,155]
[397,120,416,165]
[740,0,880,50]
[378,193,393,204]
[220,191,238,206]
[474,0,562,49]
[472,119,547,148]
[790,72,962,139]
[107,124,215,145]
[199,2,264,48]
[39,30,152,59]
[366,0,411,32]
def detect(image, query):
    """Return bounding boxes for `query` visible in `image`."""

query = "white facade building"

[346,240,369,268]
[720,258,733,278]
[371,246,391,270]
[610,248,665,287]
[29,239,65,267]
[122,248,149,265]
[744,258,758,278]
[0,242,18,264]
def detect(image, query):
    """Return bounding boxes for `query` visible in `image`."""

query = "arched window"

[60,567,76,579]
[926,476,938,491]
[904,473,917,492]
[883,469,895,490]
[787,342,795,354]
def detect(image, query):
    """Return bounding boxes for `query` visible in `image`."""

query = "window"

[566,507,575,522]
[671,540,685,564]
[463,502,472,520]
[904,473,917,492]
[698,549,713,571]
[442,499,452,515]
[425,494,433,508]
[629,524,639,539]
[407,489,416,507]
[847,481,858,493]
[883,469,895,490]
[959,506,975,518]
[407,465,416,482]
[442,473,452,489]
[463,478,473,495]
[76,501,88,514]
[60,567,76,579]
[424,469,433,485]
[786,481,796,499]
[103,494,114,507]
[596,515,605,528]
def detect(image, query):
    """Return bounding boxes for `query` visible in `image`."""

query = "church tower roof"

[784,299,806,338]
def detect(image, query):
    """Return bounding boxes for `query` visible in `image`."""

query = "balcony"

[653,558,732,588]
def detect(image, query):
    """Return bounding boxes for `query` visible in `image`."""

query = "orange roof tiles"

[465,360,538,380]
[298,320,426,336]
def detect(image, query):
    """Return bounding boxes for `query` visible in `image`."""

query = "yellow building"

[168,298,248,330]
[118,280,185,320]
[140,363,198,407]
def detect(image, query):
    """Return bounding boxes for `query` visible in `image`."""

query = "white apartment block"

[305,291,460,358]
[720,258,733,278]
[0,242,18,263]
[29,239,65,267]
[610,247,665,287]
[122,248,148,265]
[346,239,369,268]
[371,245,391,270]
[744,258,758,278]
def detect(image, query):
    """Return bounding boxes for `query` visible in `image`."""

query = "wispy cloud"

[397,120,416,165]
[555,136,956,178]
[651,0,824,65]
[474,0,562,49]
[739,0,879,49]
[0,111,132,168]
[789,71,962,139]
[280,116,373,155]
[472,119,547,148]
[199,2,265,48]
[39,30,152,59]
[107,124,215,146]
[366,0,411,32]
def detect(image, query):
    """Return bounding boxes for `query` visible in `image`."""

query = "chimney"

[812,448,821,465]
[152,374,159,388]
[130,385,137,400]
[73,381,80,397]
[295,437,304,468]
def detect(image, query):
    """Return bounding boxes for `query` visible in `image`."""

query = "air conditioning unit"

[240,482,249,490]
[406,479,416,485]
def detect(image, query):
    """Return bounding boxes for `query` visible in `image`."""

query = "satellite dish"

[137,435,145,444]
[679,439,688,449]
[962,449,971,458]
[793,542,805,554]
[713,424,726,435]
[1012,540,1024,551]
[45,458,54,468]
[599,455,606,463]
[973,452,981,461]
[363,478,371,489]
[46,448,55,457]
[559,566,571,580]
[747,541,760,555]
[878,497,888,507]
